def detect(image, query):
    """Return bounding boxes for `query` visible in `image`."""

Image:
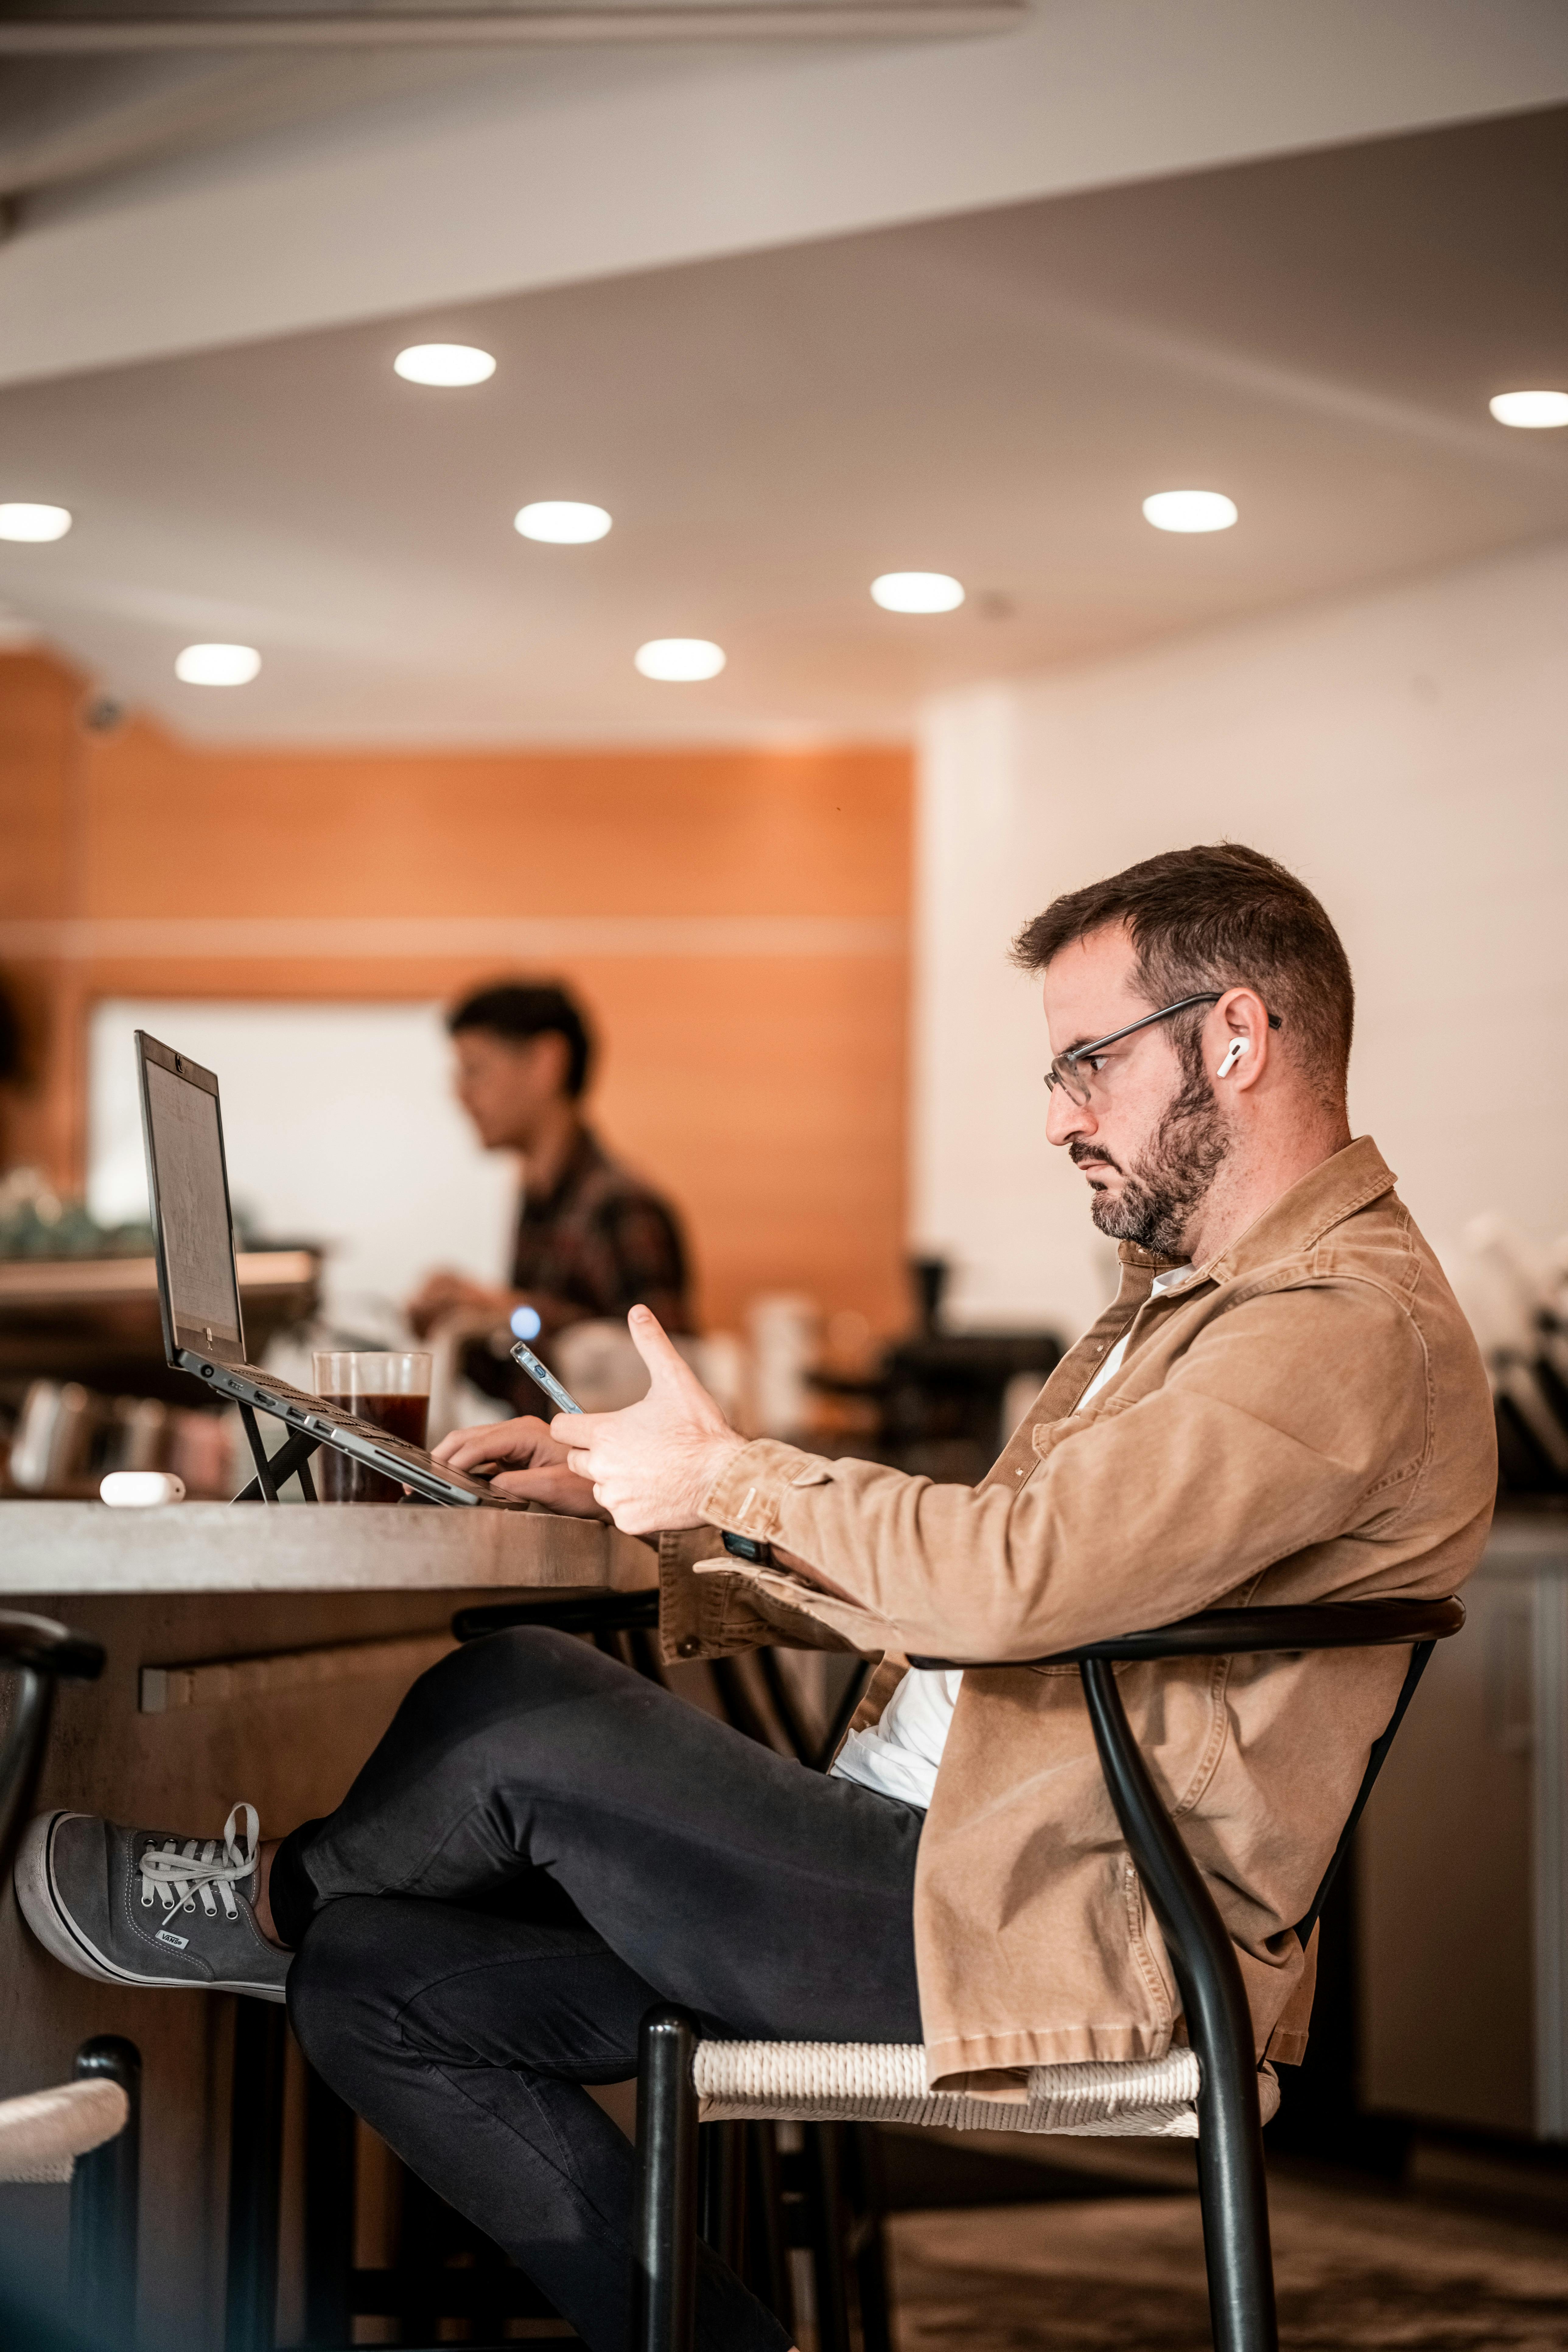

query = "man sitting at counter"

[17,845,1496,2352]
[407,978,695,1397]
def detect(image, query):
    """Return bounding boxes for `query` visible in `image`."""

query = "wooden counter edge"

[0,1500,658,1594]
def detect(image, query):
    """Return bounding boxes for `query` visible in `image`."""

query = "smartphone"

[509,1338,583,1419]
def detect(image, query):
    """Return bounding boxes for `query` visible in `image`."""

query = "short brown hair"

[1011,843,1353,1102]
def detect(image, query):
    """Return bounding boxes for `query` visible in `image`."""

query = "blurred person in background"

[407,982,694,1401]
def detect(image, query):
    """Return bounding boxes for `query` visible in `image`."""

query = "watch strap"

[721,1530,775,1567]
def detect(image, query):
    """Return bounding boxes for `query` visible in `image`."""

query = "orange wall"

[0,651,913,1334]
[0,655,85,1185]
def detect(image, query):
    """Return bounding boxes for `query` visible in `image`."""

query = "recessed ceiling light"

[870,571,965,613]
[634,639,725,682]
[515,501,612,544]
[1143,490,1238,534]
[175,643,261,687]
[393,344,496,387]
[1489,389,1568,429]
[0,502,72,542]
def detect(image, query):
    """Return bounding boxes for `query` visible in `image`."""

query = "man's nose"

[1045,1084,1093,1148]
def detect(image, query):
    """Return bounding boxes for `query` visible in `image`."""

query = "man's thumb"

[627,1304,686,1385]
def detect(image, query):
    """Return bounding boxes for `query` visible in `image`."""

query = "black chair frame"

[632,1594,1465,2352]
[0,1612,105,1874]
[69,2037,143,2347]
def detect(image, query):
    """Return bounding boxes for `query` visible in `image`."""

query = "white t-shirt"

[831,1265,1192,1811]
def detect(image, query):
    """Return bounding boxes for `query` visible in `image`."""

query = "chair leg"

[69,2037,141,2350]
[1080,1657,1278,2352]
[634,2006,700,2352]
[698,2119,747,2273]
[803,2125,853,2352]
[1193,2047,1277,2352]
[846,2124,894,2352]
[225,1996,287,2352]
[745,2123,796,2340]
[301,2062,356,2347]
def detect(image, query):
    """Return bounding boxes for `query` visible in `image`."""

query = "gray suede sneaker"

[16,1802,289,2003]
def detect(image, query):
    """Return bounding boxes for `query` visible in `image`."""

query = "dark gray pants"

[276,1629,924,2352]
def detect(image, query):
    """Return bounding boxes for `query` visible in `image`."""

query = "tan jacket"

[656,1139,1496,2092]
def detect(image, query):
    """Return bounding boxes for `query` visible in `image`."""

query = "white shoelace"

[139,1802,261,1923]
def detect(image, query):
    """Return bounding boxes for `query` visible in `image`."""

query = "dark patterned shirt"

[466,1124,693,1407]
[511,1124,692,1333]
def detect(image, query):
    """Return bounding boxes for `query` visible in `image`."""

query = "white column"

[911,685,1111,1342]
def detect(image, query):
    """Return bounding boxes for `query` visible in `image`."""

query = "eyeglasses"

[1044,992,1283,1108]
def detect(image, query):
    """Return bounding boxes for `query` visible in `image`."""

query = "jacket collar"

[1203,1136,1395,1283]
[1113,1136,1396,1296]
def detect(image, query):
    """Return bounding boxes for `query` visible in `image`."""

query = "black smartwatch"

[722,1531,775,1567]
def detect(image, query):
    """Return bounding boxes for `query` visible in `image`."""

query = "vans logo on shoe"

[155,1929,190,1950]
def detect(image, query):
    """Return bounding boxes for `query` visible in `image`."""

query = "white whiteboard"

[88,1000,517,1330]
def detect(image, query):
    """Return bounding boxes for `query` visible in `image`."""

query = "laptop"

[135,1028,524,1507]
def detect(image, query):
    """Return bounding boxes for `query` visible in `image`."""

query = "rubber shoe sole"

[15,1811,288,2004]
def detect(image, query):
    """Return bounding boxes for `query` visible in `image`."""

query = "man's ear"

[1212,987,1271,1091]
[529,1029,575,1099]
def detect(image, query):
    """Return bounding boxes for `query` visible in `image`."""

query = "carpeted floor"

[886,2172,1568,2350]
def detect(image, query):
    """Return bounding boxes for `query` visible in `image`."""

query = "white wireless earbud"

[1216,1039,1248,1079]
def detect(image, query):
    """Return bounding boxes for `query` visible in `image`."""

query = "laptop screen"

[139,1041,245,1358]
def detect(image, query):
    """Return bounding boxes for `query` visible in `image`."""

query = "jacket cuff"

[654,1524,867,1665]
[700,1438,831,1541]
[656,1526,733,1662]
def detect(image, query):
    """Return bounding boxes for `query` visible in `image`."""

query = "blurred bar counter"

[0,1249,321,1399]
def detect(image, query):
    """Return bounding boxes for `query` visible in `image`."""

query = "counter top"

[0,1500,656,1594]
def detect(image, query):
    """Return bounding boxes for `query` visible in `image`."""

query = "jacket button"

[677,1637,701,1658]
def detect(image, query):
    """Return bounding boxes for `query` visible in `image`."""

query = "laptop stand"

[234,1402,321,1504]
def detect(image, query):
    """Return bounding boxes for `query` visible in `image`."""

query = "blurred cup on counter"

[748,1293,821,1440]
[101,1472,186,1507]
[311,1350,431,1504]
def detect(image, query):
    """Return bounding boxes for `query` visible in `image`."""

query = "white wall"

[88,1001,517,1332]
[913,536,1568,1343]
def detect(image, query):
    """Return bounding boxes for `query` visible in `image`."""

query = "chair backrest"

[0,1612,105,1877]
[909,1594,1468,1953]
[1290,1636,1438,1947]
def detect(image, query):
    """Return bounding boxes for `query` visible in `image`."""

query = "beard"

[1071,1058,1230,1258]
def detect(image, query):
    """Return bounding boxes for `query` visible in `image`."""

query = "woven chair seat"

[0,2077,130,2184]
[694,2039,1280,2139]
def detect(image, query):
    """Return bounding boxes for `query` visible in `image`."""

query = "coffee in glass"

[311,1350,432,1503]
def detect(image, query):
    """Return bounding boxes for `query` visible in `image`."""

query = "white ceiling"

[0,23,1564,744]
[6,0,1568,389]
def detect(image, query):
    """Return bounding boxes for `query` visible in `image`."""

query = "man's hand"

[431,1414,609,1519]
[556,1307,746,1536]
[407,1270,518,1340]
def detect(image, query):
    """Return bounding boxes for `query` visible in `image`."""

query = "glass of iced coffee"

[311,1349,432,1503]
